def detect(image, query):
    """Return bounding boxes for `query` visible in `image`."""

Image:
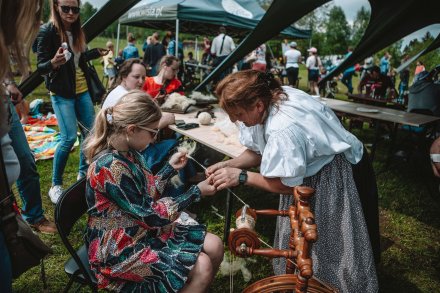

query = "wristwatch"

[238,170,248,185]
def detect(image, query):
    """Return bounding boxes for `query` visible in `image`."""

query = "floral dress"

[85,150,205,292]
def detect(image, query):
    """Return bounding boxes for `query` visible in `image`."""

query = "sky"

[87,0,439,48]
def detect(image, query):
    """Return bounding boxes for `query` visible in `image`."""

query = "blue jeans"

[8,101,45,224]
[0,231,12,293]
[51,91,95,185]
[341,71,354,93]
[398,81,408,103]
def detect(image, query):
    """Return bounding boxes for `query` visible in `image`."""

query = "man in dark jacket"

[143,32,166,76]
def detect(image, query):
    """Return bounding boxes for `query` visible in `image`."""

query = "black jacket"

[36,22,101,98]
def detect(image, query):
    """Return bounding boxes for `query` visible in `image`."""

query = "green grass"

[11,37,440,292]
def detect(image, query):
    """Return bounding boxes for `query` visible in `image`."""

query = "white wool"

[219,253,256,282]
[178,140,197,155]
[161,93,196,111]
[189,91,217,102]
[170,175,184,188]
[213,117,239,137]
[197,112,212,125]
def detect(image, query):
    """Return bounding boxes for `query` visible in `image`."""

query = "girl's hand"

[169,151,188,171]
[205,161,228,176]
[197,175,216,196]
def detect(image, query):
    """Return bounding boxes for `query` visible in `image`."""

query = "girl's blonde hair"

[84,90,162,161]
[50,0,86,53]
[0,0,43,86]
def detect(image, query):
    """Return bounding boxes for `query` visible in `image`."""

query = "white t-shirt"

[211,33,235,57]
[284,49,301,68]
[238,86,363,186]
[102,85,128,109]
[306,55,322,70]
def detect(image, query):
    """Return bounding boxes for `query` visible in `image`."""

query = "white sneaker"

[48,185,64,204]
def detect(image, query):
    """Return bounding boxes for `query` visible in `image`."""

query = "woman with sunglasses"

[84,90,223,292]
[36,0,108,204]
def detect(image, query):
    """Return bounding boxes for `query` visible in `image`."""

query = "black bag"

[86,61,106,105]
[0,149,52,279]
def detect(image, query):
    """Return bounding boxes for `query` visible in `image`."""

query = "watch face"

[239,170,247,184]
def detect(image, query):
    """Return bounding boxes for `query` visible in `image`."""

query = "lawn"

[11,37,440,292]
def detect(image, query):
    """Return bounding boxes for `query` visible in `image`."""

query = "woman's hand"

[197,175,217,196]
[51,47,67,69]
[97,48,110,56]
[211,167,241,190]
[169,151,188,171]
[205,161,228,177]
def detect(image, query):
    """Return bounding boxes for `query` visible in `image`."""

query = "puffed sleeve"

[90,156,201,229]
[260,128,308,187]
[238,123,261,154]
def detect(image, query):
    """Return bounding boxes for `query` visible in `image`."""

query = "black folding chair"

[54,178,97,292]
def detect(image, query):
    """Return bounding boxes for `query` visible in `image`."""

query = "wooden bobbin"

[228,206,260,257]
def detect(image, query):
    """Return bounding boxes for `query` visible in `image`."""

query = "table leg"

[370,121,381,161]
[223,189,234,243]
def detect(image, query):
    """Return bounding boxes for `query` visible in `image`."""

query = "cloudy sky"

[87,0,439,48]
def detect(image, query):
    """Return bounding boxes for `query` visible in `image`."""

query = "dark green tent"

[118,0,310,38]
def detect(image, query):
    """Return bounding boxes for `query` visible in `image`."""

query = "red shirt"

[142,77,183,99]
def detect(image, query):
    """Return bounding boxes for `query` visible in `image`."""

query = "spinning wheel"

[228,186,338,293]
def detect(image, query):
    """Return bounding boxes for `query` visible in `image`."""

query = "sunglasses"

[137,125,159,139]
[59,5,80,14]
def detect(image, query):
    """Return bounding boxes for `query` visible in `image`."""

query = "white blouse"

[238,86,363,187]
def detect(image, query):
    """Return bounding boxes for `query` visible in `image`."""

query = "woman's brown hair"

[104,58,145,96]
[50,0,86,53]
[215,70,285,114]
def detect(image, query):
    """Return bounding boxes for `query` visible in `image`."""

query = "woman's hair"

[50,0,86,53]
[84,90,162,161]
[105,58,145,95]
[106,41,114,49]
[158,55,179,71]
[0,0,43,85]
[127,32,135,43]
[215,70,285,114]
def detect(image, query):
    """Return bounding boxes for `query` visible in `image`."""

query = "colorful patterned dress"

[85,150,205,292]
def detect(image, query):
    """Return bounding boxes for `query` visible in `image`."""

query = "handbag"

[86,61,106,105]
[0,148,52,279]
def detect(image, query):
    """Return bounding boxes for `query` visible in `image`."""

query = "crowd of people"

[2,1,439,292]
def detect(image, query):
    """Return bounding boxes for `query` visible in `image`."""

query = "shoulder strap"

[219,34,226,56]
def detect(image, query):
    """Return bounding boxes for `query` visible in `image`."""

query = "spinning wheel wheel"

[228,186,338,293]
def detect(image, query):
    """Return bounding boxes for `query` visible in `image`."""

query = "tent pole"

[175,19,179,57]
[195,35,198,61]
[116,22,121,55]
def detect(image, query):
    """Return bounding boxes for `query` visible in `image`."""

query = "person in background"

[340,47,355,94]
[144,32,166,76]
[142,35,152,54]
[122,32,139,60]
[202,37,212,65]
[211,26,236,82]
[114,49,124,72]
[281,39,290,55]
[207,70,379,293]
[1,1,45,291]
[380,52,391,75]
[358,65,394,98]
[142,55,184,105]
[251,43,267,72]
[305,47,322,96]
[167,32,185,81]
[36,0,108,204]
[84,91,223,292]
[162,30,173,51]
[360,56,374,80]
[103,40,116,88]
[397,55,410,104]
[283,41,302,88]
[414,60,426,79]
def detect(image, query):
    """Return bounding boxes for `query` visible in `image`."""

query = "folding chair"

[54,178,97,293]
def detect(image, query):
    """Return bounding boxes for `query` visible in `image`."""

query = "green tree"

[402,32,440,74]
[80,1,98,23]
[351,6,370,46]
[323,6,350,55]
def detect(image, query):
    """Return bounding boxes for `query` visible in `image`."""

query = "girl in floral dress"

[83,90,223,292]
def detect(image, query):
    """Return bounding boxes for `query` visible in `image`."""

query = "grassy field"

[11,37,440,292]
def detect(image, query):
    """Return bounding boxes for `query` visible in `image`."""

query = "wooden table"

[167,106,246,241]
[323,98,440,160]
